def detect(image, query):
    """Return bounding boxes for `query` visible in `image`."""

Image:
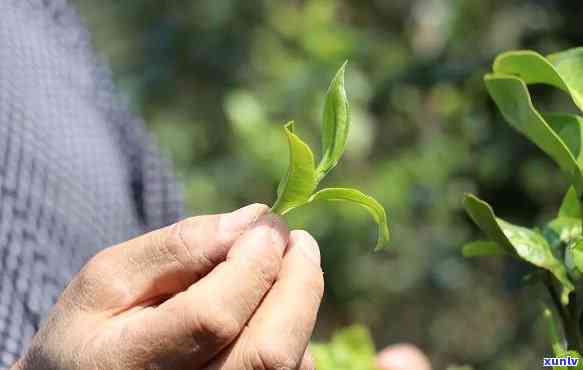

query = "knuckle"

[69,250,111,302]
[249,344,298,370]
[252,257,280,290]
[308,272,325,303]
[191,308,242,346]
[160,218,203,270]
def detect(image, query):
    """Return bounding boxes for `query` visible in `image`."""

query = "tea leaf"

[544,217,581,251]
[548,48,583,113]
[565,239,583,280]
[462,240,509,257]
[271,65,390,252]
[545,114,583,169]
[309,187,389,251]
[272,122,318,215]
[484,74,583,192]
[464,194,574,304]
[559,186,582,219]
[493,49,583,112]
[317,62,350,181]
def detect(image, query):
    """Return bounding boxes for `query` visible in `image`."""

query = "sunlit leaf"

[309,187,389,251]
[317,61,350,181]
[270,65,390,252]
[544,217,581,251]
[484,74,583,192]
[493,49,583,112]
[272,122,318,215]
[462,240,509,257]
[548,48,583,112]
[558,186,582,220]
[565,239,583,281]
[545,114,583,170]
[464,194,574,304]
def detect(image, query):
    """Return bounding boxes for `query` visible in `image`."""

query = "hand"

[13,204,324,370]
[376,344,432,370]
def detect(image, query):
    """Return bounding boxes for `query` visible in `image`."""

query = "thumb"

[376,344,432,370]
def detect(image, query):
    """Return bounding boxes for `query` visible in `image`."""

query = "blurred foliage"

[311,325,379,370]
[72,0,583,368]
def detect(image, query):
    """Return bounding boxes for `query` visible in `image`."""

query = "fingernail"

[292,230,321,266]
[220,203,269,235]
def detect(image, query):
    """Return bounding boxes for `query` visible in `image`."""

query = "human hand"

[13,204,324,370]
[376,344,432,370]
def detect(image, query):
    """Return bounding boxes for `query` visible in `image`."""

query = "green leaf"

[309,187,389,251]
[559,186,582,219]
[565,239,583,280]
[464,194,574,303]
[446,367,474,370]
[493,49,583,112]
[462,240,509,257]
[548,48,583,112]
[545,114,583,170]
[311,325,378,370]
[484,74,583,192]
[316,61,350,181]
[571,240,583,273]
[463,194,513,250]
[272,122,318,215]
[544,217,581,251]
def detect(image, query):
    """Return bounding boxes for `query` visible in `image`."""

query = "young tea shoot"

[271,63,390,251]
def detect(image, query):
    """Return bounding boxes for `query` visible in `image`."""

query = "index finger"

[66,203,269,312]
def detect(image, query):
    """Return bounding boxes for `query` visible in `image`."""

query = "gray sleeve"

[0,0,184,366]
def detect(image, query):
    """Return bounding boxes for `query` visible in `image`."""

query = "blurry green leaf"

[570,240,583,273]
[544,217,581,251]
[493,49,583,112]
[464,194,574,304]
[309,188,389,251]
[484,74,583,192]
[565,239,583,280]
[557,353,583,370]
[311,325,378,370]
[548,48,583,112]
[446,366,474,370]
[317,61,350,181]
[559,187,582,219]
[462,240,509,257]
[272,122,318,215]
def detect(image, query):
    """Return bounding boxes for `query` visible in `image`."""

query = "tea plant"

[271,63,389,251]
[464,47,583,364]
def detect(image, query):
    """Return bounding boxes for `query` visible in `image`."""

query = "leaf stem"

[545,272,583,352]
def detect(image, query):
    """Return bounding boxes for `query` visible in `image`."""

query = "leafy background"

[71,0,583,368]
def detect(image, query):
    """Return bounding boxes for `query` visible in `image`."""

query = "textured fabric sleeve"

[0,0,185,366]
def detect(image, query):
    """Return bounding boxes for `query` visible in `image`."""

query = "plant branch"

[545,272,583,352]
